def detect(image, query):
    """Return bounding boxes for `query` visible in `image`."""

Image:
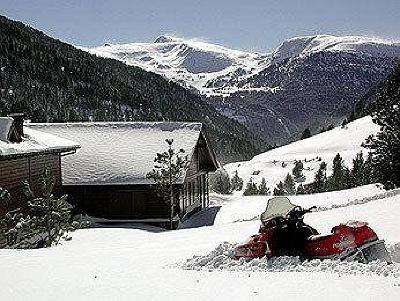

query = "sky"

[1,0,400,52]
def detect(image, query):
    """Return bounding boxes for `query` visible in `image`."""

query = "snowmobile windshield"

[260,197,297,223]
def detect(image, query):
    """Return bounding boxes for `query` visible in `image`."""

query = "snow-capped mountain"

[82,35,270,97]
[83,35,400,144]
[84,35,400,97]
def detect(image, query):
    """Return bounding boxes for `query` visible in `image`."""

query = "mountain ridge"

[0,15,264,163]
[83,34,400,97]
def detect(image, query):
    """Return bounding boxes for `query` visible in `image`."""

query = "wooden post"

[206,173,209,207]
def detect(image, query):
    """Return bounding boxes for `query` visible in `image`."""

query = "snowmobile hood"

[260,197,297,222]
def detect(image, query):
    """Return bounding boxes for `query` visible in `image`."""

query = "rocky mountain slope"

[0,15,264,162]
[85,35,400,144]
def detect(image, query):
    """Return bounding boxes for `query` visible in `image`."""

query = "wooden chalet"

[0,114,80,215]
[27,122,219,228]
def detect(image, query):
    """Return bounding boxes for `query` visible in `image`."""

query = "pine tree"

[362,152,375,185]
[292,160,305,182]
[230,170,244,191]
[313,161,327,193]
[364,69,400,188]
[273,181,285,196]
[0,169,85,248]
[23,168,76,247]
[349,152,365,188]
[243,178,259,196]
[258,178,270,195]
[209,168,232,195]
[147,139,189,229]
[301,128,312,140]
[296,184,306,195]
[283,173,296,195]
[327,153,349,191]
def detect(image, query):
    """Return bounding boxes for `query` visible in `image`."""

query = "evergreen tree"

[349,152,365,187]
[273,181,285,196]
[292,160,305,182]
[313,161,328,193]
[0,169,85,248]
[301,128,312,140]
[364,66,400,188]
[362,152,375,185]
[0,187,11,214]
[230,170,244,191]
[243,178,259,196]
[258,178,270,195]
[327,153,349,191]
[283,173,296,195]
[147,139,189,228]
[209,168,232,195]
[296,184,306,195]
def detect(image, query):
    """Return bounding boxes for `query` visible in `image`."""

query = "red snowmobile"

[234,197,392,263]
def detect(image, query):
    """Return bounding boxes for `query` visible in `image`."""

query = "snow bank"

[180,242,400,278]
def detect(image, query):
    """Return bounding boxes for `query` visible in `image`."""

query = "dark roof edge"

[199,126,220,171]
[0,145,80,161]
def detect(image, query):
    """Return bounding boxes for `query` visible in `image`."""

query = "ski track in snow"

[177,242,400,278]
[229,188,400,224]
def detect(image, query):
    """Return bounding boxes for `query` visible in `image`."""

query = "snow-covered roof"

[0,124,80,159]
[26,122,208,185]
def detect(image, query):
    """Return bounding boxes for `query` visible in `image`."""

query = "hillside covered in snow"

[224,116,380,192]
[84,35,400,145]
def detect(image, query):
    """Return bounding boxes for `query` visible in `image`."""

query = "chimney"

[8,113,25,139]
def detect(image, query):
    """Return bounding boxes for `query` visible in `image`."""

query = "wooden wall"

[53,137,212,225]
[0,154,61,215]
[65,185,170,219]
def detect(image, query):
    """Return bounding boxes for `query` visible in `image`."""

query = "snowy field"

[0,185,399,300]
[1,117,399,300]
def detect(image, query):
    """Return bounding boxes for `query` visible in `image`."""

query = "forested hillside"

[0,15,264,162]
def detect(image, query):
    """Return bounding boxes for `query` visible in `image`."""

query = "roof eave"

[0,145,80,161]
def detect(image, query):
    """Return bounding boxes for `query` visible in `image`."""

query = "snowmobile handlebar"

[288,206,317,219]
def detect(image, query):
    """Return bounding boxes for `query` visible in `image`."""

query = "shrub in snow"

[147,139,189,229]
[230,170,244,191]
[209,168,232,195]
[0,169,87,249]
